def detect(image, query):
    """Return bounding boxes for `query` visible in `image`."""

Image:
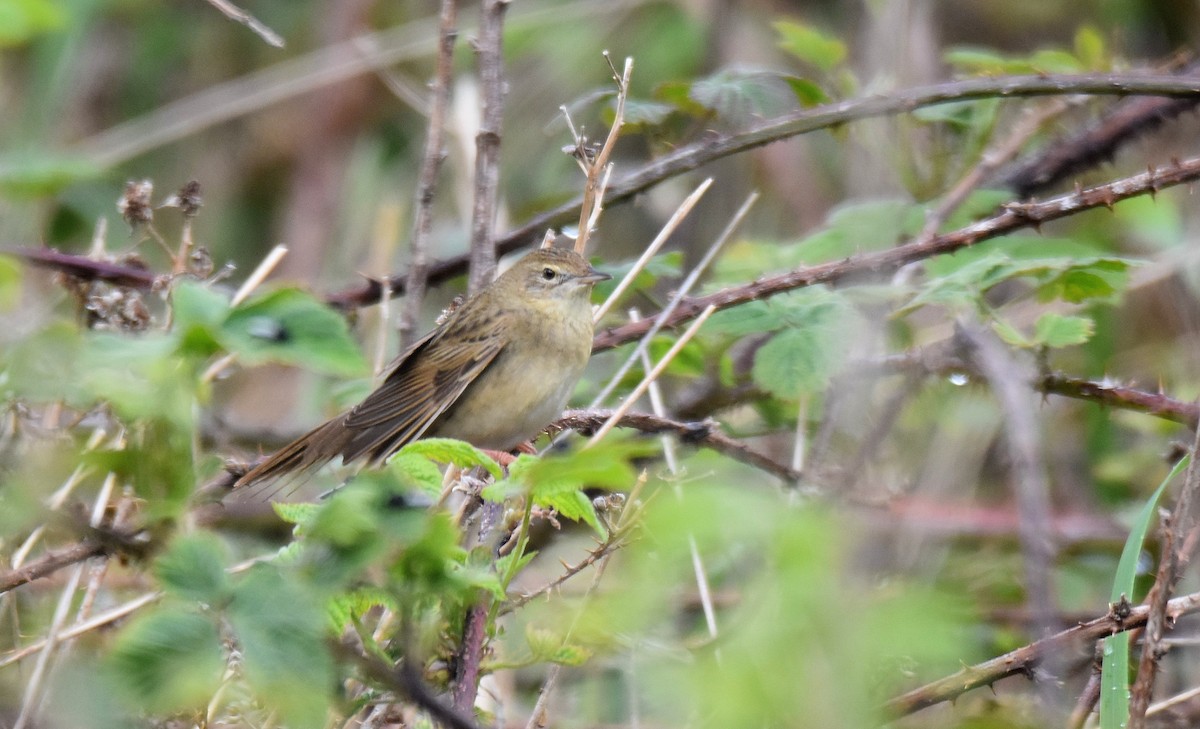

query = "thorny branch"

[884,589,1200,717]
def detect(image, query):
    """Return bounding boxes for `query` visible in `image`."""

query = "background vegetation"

[4,1,1200,727]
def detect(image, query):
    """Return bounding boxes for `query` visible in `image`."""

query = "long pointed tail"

[234,416,353,488]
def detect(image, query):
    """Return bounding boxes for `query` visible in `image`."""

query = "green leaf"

[228,566,334,729]
[783,76,829,106]
[272,501,322,527]
[1033,313,1094,348]
[0,153,98,195]
[327,586,398,631]
[223,288,368,376]
[110,608,224,713]
[387,452,445,496]
[1100,456,1189,729]
[153,534,230,604]
[170,281,228,358]
[0,0,64,46]
[540,489,604,536]
[397,438,503,479]
[749,290,860,399]
[0,255,21,310]
[773,19,846,71]
[1074,25,1107,70]
[991,317,1031,348]
[687,69,802,123]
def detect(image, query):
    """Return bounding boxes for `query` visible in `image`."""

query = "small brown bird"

[236,247,610,487]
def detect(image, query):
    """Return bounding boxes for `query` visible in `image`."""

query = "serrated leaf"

[541,489,605,536]
[687,69,802,123]
[272,501,322,526]
[386,452,445,495]
[991,318,1032,348]
[773,19,846,71]
[223,288,368,377]
[327,586,398,631]
[1033,313,1094,348]
[154,534,230,603]
[228,566,333,729]
[110,608,224,713]
[397,438,503,479]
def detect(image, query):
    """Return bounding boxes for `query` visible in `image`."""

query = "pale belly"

[427,345,588,449]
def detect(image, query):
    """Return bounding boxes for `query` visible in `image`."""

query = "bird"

[235,246,611,488]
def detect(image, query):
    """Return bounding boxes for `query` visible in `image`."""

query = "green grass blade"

[1099,454,1189,729]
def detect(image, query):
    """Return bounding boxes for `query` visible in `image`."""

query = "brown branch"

[466,0,509,295]
[325,72,1200,309]
[553,409,801,483]
[883,589,1200,717]
[999,65,1200,197]
[399,0,458,350]
[335,638,481,729]
[2,247,160,290]
[592,156,1200,352]
[0,541,106,595]
[957,325,1059,706]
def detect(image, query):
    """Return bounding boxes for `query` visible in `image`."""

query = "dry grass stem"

[592,177,713,323]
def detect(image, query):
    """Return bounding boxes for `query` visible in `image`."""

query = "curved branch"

[0,541,106,595]
[326,72,1200,308]
[592,155,1200,351]
[553,408,801,482]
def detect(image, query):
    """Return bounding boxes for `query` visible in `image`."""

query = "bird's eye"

[541,267,556,280]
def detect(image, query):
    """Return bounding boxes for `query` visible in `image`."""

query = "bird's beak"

[577,267,612,285]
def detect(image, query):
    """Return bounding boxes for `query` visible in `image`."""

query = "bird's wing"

[340,316,507,463]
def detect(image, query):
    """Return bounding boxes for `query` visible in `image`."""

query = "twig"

[588,192,756,408]
[324,71,1200,310]
[338,639,482,729]
[998,63,1200,196]
[571,54,633,256]
[553,409,800,482]
[399,0,458,350]
[466,0,510,294]
[588,306,716,444]
[636,324,718,643]
[592,155,1200,352]
[591,177,712,323]
[203,0,285,48]
[957,324,1059,711]
[0,541,107,595]
[883,589,1200,717]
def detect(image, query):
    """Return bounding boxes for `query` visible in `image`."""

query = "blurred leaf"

[783,75,829,106]
[1033,313,1094,348]
[687,68,802,123]
[0,254,21,310]
[328,585,397,632]
[223,288,368,377]
[273,501,322,527]
[773,19,846,71]
[992,317,1031,348]
[1074,25,1107,70]
[397,438,503,479]
[0,153,98,195]
[110,608,224,714]
[0,0,65,46]
[154,534,230,604]
[387,452,445,496]
[749,289,861,399]
[228,565,334,729]
[945,44,1082,75]
[539,488,604,536]
[593,251,683,300]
